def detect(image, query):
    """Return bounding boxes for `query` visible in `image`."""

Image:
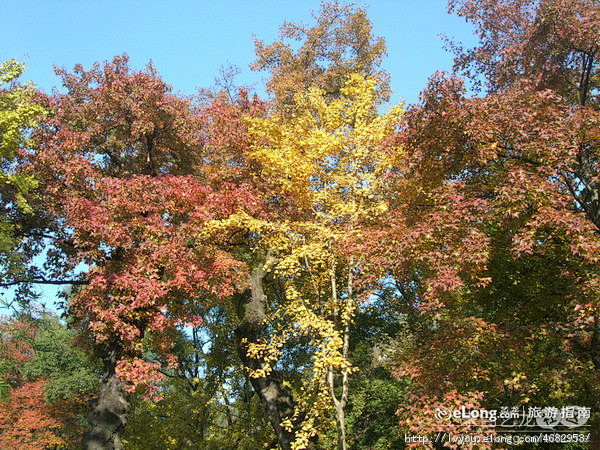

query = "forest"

[0,0,598,448]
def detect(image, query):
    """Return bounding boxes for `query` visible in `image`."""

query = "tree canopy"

[0,1,598,449]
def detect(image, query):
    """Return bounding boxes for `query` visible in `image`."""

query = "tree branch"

[0,278,89,288]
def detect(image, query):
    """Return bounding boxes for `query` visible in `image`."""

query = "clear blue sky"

[0,0,477,311]
[1,0,477,105]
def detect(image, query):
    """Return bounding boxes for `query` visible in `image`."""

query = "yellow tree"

[200,5,400,448]
[210,74,402,449]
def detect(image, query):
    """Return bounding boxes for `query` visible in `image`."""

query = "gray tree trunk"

[235,257,311,449]
[83,346,130,450]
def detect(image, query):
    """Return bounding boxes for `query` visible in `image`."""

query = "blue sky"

[0,0,478,311]
[1,0,477,105]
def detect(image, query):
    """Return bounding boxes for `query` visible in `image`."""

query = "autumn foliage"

[1,1,599,449]
[0,316,91,449]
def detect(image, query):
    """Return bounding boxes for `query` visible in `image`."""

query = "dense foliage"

[0,1,598,449]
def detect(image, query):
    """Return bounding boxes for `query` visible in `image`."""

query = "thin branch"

[0,278,89,288]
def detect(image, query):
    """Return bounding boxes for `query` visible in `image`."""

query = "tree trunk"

[234,256,309,450]
[327,262,353,450]
[333,401,347,450]
[83,345,130,450]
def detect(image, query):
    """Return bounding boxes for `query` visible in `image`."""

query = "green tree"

[124,308,273,449]
[0,60,46,306]
[24,315,99,403]
[0,311,99,448]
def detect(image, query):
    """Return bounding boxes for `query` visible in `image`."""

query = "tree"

[252,1,390,108]
[0,60,46,307]
[0,380,72,449]
[444,0,600,373]
[448,0,599,104]
[30,55,261,449]
[123,314,273,449]
[229,4,400,447]
[358,0,600,441]
[5,1,597,448]
[237,73,401,449]
[0,312,96,449]
[23,315,99,404]
[342,292,407,450]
